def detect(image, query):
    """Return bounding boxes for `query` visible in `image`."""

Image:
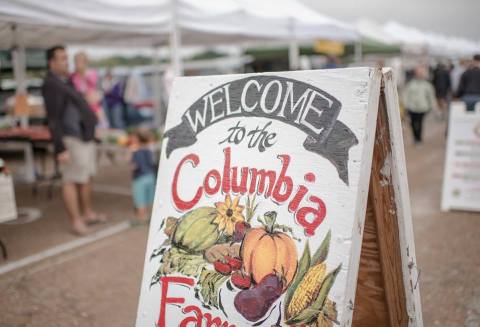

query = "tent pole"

[11,24,28,127]
[12,46,27,94]
[288,19,300,70]
[152,46,164,130]
[11,25,27,95]
[289,40,300,70]
[354,41,363,63]
[170,0,183,76]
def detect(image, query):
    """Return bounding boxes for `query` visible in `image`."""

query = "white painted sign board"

[136,68,422,327]
[0,173,17,223]
[442,102,480,212]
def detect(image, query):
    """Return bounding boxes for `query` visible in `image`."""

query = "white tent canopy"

[0,0,361,124]
[355,19,400,46]
[0,0,358,48]
[383,21,480,57]
[0,0,359,75]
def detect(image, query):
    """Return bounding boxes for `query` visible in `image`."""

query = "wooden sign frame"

[352,69,422,326]
[135,68,422,327]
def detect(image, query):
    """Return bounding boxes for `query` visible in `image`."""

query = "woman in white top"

[403,66,438,144]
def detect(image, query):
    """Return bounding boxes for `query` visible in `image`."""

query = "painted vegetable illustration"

[284,230,340,327]
[230,271,251,290]
[172,195,246,253]
[234,273,284,321]
[241,211,298,290]
[172,207,220,253]
[152,194,341,326]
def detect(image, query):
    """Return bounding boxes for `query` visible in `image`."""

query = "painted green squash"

[172,207,220,253]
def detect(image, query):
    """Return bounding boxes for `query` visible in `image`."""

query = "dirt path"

[0,226,148,327]
[404,117,480,326]
[0,116,479,327]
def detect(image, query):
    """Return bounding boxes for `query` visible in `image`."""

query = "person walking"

[432,62,451,119]
[102,68,126,129]
[403,65,437,144]
[451,59,467,93]
[128,128,156,224]
[42,45,105,235]
[456,54,480,111]
[71,51,108,128]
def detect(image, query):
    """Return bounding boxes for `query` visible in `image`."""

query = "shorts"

[61,136,97,184]
[132,173,156,208]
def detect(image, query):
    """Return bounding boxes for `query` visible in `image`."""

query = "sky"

[302,0,480,40]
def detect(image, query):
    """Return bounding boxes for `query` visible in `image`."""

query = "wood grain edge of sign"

[351,192,390,325]
[352,69,421,327]
[341,67,383,326]
[382,69,423,326]
[352,72,403,327]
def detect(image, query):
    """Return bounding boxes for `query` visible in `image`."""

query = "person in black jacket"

[457,54,480,111]
[42,45,104,235]
[432,62,451,119]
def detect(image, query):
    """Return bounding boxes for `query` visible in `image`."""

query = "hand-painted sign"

[164,76,358,184]
[0,170,17,223]
[136,68,422,327]
[442,101,480,212]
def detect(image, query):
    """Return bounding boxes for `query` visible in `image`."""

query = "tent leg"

[12,26,28,127]
[170,0,183,76]
[289,39,300,71]
[12,46,27,95]
[354,41,363,63]
[152,46,164,130]
[288,19,300,71]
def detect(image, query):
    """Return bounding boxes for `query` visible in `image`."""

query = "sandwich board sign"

[136,68,422,327]
[441,101,480,212]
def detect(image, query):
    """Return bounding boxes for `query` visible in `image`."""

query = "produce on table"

[241,211,297,290]
[234,273,284,322]
[172,207,220,253]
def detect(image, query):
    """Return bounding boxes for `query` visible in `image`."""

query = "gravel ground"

[0,116,479,327]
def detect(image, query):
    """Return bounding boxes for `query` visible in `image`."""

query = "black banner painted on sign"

[164,75,358,184]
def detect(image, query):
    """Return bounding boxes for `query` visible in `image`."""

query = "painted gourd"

[241,226,297,289]
[172,207,220,253]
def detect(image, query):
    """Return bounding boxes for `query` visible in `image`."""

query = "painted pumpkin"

[241,211,298,289]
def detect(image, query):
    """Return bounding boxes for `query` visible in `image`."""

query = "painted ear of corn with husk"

[284,230,341,326]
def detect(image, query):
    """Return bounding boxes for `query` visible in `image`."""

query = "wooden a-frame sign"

[136,68,422,327]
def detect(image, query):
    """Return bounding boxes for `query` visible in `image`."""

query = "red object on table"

[0,127,51,142]
[133,100,154,109]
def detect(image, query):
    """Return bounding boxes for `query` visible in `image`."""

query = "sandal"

[129,218,150,227]
[84,213,108,225]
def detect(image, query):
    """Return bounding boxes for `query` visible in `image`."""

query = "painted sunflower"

[214,195,245,235]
